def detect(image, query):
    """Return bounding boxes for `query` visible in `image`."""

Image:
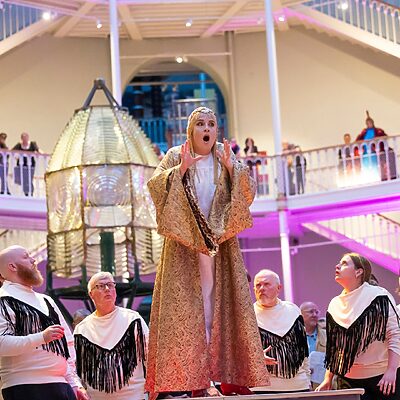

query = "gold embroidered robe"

[145,143,269,395]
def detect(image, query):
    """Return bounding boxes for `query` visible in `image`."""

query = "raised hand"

[179,140,204,176]
[216,138,233,179]
[42,325,65,343]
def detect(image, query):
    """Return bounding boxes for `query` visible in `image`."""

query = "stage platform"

[196,389,364,400]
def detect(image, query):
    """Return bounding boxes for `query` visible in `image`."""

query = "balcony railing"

[0,150,50,197]
[303,0,400,45]
[241,134,400,199]
[0,2,42,41]
[1,134,399,201]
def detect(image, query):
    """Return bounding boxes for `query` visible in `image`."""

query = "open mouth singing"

[203,134,210,143]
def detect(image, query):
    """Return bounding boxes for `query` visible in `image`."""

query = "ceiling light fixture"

[338,1,349,10]
[42,11,52,21]
[278,15,285,22]
[185,19,192,28]
[175,56,184,64]
[96,20,103,29]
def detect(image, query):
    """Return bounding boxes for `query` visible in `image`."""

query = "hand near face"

[216,139,233,178]
[179,140,204,177]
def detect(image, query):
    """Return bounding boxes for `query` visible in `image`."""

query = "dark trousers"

[2,382,76,400]
[345,368,400,400]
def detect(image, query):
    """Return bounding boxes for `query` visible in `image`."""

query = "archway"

[122,58,228,151]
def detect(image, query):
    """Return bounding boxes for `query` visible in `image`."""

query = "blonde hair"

[87,271,114,292]
[186,107,219,184]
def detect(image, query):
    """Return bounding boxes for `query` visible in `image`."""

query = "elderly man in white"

[74,272,149,400]
[252,269,311,394]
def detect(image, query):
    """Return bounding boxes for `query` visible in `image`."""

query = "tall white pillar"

[109,0,122,104]
[264,0,293,301]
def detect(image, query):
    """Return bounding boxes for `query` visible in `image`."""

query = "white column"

[226,31,239,139]
[264,0,293,302]
[109,0,122,104]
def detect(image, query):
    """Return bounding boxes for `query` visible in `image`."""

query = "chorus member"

[0,246,87,400]
[316,253,400,399]
[252,269,310,394]
[74,272,148,400]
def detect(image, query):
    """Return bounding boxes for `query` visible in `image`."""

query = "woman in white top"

[316,253,400,399]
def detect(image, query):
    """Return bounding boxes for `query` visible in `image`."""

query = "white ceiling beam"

[54,2,96,38]
[118,4,142,41]
[201,0,252,38]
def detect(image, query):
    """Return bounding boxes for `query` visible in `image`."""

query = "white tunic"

[194,153,220,344]
[74,307,149,400]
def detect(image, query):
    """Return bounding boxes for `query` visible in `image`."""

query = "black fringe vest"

[0,296,70,359]
[325,295,395,377]
[75,318,146,394]
[259,315,309,379]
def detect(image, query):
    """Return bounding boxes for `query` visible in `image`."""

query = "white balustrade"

[0,3,41,41]
[240,133,400,199]
[0,150,50,198]
[315,212,400,260]
[304,0,400,45]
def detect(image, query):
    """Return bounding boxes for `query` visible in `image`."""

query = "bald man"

[300,301,326,354]
[252,269,310,394]
[0,246,87,400]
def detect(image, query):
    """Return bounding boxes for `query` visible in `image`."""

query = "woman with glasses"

[74,272,149,400]
[316,253,400,399]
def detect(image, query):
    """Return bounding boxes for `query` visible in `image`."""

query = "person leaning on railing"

[355,111,396,181]
[12,132,40,196]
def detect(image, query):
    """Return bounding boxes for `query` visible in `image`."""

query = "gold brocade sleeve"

[147,148,210,254]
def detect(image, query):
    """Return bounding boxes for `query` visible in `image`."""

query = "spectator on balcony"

[230,138,240,156]
[316,253,400,399]
[294,146,306,195]
[12,133,40,196]
[244,137,258,156]
[152,144,165,161]
[355,111,396,181]
[0,133,10,195]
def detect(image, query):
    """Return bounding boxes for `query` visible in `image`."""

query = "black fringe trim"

[182,172,219,256]
[75,318,146,394]
[0,296,70,359]
[325,295,390,376]
[259,315,309,379]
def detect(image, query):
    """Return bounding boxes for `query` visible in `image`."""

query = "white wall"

[0,27,399,154]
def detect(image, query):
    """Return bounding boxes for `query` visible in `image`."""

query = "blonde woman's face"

[190,113,217,155]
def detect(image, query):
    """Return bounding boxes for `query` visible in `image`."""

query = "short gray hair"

[87,272,114,292]
[254,269,281,285]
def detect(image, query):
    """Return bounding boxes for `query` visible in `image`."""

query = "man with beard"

[0,246,88,400]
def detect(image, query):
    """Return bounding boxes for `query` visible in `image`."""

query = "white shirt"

[193,153,220,219]
[0,281,81,390]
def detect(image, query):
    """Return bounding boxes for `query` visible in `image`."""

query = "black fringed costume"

[74,306,148,399]
[259,315,309,379]
[325,283,400,379]
[0,296,70,359]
